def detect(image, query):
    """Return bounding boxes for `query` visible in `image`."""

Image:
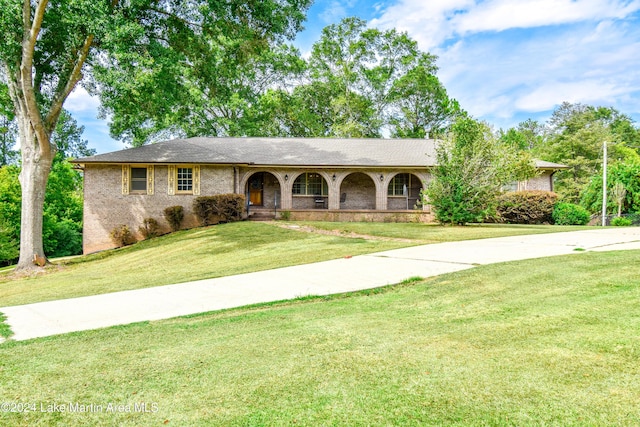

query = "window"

[130,167,148,193]
[177,167,193,192]
[168,165,200,195]
[122,165,153,195]
[388,174,411,196]
[292,173,328,196]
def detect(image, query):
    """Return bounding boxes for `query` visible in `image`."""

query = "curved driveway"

[2,228,640,341]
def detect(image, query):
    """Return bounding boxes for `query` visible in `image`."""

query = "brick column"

[328,171,341,210]
[279,171,293,209]
[372,171,388,210]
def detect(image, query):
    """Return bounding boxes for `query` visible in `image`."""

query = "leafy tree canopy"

[51,110,96,159]
[581,161,640,216]
[286,17,463,139]
[87,0,311,146]
[156,17,464,140]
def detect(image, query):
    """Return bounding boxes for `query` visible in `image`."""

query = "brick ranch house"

[75,137,565,253]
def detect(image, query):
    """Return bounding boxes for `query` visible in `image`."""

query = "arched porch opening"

[340,172,376,210]
[387,173,423,210]
[245,171,281,209]
[292,172,329,209]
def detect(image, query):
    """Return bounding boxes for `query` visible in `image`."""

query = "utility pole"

[602,141,607,227]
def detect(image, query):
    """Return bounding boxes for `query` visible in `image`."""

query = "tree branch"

[45,33,95,133]
[148,6,202,30]
[20,0,50,157]
[4,63,28,133]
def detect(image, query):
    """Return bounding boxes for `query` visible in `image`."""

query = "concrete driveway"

[2,227,640,341]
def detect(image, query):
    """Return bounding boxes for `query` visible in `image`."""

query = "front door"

[249,173,264,206]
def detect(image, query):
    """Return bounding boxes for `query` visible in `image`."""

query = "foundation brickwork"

[283,209,434,223]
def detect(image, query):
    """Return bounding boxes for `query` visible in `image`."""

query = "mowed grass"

[292,221,586,242]
[0,222,408,307]
[0,250,638,426]
[0,221,583,307]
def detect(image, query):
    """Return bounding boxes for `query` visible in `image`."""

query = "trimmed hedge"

[164,205,184,232]
[552,202,590,225]
[611,216,633,227]
[110,224,136,247]
[139,218,160,239]
[193,194,246,226]
[495,191,558,224]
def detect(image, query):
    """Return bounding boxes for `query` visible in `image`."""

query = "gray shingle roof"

[75,137,566,169]
[533,159,569,169]
[76,137,438,167]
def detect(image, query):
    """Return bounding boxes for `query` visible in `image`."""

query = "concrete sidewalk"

[2,228,640,341]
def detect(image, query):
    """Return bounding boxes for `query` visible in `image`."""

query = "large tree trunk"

[15,121,53,271]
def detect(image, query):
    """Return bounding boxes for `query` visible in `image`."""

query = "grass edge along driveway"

[0,221,585,307]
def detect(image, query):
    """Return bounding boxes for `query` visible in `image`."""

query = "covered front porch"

[239,168,431,220]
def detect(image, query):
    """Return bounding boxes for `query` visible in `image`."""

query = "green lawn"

[0,250,638,426]
[290,221,586,242]
[0,221,584,307]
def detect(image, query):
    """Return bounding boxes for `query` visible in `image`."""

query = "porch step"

[248,211,276,221]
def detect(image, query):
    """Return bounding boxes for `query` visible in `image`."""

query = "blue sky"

[68,0,640,154]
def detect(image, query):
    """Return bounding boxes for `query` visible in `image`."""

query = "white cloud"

[452,0,640,34]
[319,0,357,23]
[516,80,624,111]
[370,0,473,49]
[372,0,640,47]
[65,87,100,113]
[370,0,640,127]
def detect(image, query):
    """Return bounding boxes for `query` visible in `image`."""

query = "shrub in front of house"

[495,191,558,224]
[110,224,136,247]
[139,218,160,239]
[279,210,291,221]
[164,205,185,231]
[552,202,590,225]
[611,216,633,226]
[193,194,246,226]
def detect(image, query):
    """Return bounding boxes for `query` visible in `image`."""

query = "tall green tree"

[0,0,310,270]
[499,119,546,152]
[0,82,18,165]
[306,17,389,137]
[581,161,640,215]
[260,17,462,138]
[387,57,462,138]
[0,164,20,264]
[533,102,640,203]
[427,117,536,225]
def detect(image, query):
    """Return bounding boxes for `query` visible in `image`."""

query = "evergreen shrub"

[139,218,160,239]
[193,194,246,226]
[611,216,633,227]
[110,225,136,247]
[495,191,558,224]
[163,206,184,231]
[552,203,590,225]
